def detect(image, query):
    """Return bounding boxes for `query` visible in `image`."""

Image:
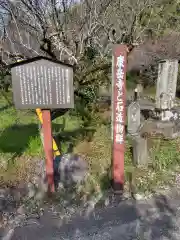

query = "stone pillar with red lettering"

[111,45,127,193]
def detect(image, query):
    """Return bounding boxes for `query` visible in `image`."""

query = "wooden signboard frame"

[10,57,74,193]
[10,56,74,109]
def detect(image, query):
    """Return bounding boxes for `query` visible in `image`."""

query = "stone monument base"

[140,120,180,139]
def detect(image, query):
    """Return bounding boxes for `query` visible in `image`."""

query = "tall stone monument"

[156,59,178,110]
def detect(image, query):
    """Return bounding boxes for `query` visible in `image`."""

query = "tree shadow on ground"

[0,149,179,240]
[23,158,176,240]
[56,193,178,240]
[0,123,39,157]
[9,187,180,240]
[0,121,96,158]
[53,127,96,154]
[43,166,179,240]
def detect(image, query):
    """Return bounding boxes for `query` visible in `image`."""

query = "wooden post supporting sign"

[42,110,55,193]
[36,108,61,157]
[112,45,127,193]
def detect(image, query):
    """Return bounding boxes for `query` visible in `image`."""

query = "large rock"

[54,153,88,188]
[18,154,88,200]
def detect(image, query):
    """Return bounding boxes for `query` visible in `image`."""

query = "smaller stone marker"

[131,135,149,166]
[127,101,149,166]
[127,101,141,135]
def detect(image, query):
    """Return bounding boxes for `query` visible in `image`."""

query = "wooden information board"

[11,56,74,109]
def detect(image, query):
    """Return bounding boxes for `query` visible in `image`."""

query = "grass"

[0,96,41,158]
[125,137,180,196]
[0,91,180,200]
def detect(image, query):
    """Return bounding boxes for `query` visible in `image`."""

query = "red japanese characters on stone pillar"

[112,44,127,192]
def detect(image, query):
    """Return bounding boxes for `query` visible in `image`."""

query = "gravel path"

[3,190,180,240]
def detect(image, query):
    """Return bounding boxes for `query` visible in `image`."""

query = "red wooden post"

[42,110,55,193]
[112,45,127,193]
